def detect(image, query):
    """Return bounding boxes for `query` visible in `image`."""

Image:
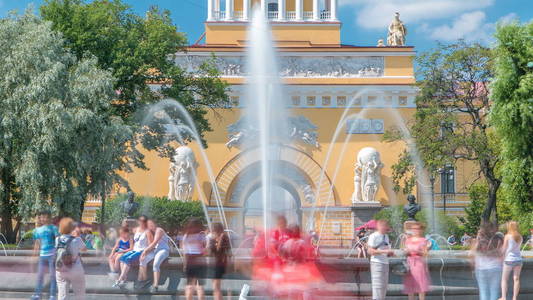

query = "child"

[108,227,133,277]
[31,210,60,300]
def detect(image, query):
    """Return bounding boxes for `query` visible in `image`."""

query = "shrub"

[96,194,206,232]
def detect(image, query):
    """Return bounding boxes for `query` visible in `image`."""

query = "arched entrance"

[212,145,337,234]
[244,183,300,230]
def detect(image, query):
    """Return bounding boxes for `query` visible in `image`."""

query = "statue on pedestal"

[352,147,384,203]
[404,194,420,221]
[120,191,139,219]
[387,12,407,46]
[168,146,198,201]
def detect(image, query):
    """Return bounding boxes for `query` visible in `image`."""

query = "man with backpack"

[55,217,87,300]
[32,211,60,300]
[367,219,395,300]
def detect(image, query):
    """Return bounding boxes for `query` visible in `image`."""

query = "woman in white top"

[470,222,503,300]
[140,219,170,293]
[114,215,153,288]
[182,218,206,300]
[501,221,523,300]
[55,217,87,300]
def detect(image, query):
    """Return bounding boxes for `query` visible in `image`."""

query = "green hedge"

[96,194,206,231]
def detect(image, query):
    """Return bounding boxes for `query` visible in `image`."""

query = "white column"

[207,0,214,21]
[225,0,233,20]
[330,0,337,20]
[261,0,266,15]
[312,0,319,20]
[243,0,250,21]
[277,0,285,21]
[295,0,303,21]
[215,0,220,14]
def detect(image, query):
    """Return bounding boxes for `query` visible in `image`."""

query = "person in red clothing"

[270,216,291,251]
[252,221,323,299]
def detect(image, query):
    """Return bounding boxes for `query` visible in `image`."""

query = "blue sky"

[1,0,531,53]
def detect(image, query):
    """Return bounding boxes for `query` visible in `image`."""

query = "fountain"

[242,9,289,233]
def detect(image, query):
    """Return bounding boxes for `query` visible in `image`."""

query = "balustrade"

[267,11,278,20]
[286,11,296,20]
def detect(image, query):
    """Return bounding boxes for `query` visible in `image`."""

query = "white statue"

[387,12,407,46]
[168,146,198,201]
[352,147,384,203]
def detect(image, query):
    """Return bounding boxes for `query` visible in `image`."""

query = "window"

[267,2,278,12]
[230,96,239,107]
[291,96,301,106]
[399,96,408,105]
[337,96,347,106]
[322,96,331,106]
[306,96,316,106]
[440,165,455,194]
[385,96,393,105]
[440,121,454,138]
[353,97,362,106]
[367,96,377,105]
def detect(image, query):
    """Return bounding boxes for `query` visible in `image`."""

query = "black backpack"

[55,235,75,270]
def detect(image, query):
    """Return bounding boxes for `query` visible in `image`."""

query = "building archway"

[211,145,338,233]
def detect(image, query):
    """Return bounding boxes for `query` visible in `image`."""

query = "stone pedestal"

[351,201,382,238]
[122,218,137,229]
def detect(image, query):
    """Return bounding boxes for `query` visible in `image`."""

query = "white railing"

[267,11,278,19]
[303,11,313,20]
[214,10,225,20]
[286,11,296,20]
[320,10,331,20]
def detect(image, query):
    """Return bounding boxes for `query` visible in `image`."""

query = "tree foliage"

[459,184,487,235]
[0,12,139,242]
[40,0,229,150]
[96,195,206,232]
[384,41,501,221]
[490,21,533,226]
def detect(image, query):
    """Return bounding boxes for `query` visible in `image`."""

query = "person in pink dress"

[403,222,431,300]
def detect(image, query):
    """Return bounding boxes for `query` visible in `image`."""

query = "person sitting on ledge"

[140,219,170,293]
[113,215,153,288]
[108,227,133,279]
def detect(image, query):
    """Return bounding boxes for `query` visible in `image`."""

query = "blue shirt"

[33,224,59,256]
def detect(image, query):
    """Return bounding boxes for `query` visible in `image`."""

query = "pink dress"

[403,237,431,294]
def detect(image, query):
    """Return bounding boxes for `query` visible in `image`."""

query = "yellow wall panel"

[384,56,414,77]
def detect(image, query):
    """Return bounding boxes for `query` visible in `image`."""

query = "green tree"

[97,194,205,231]
[0,12,139,242]
[384,42,501,222]
[40,0,229,151]
[491,21,533,225]
[459,184,487,234]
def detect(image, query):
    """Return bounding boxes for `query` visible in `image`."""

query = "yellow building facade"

[83,0,474,244]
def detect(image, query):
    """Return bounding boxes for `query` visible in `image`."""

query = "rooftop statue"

[387,12,407,46]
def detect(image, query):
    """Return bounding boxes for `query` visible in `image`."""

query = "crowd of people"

[29,209,527,300]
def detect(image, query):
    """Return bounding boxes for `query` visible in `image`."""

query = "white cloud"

[422,12,520,43]
[498,13,519,25]
[339,0,495,30]
[428,11,490,41]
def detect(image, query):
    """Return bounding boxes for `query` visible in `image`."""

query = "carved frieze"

[176,55,384,78]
